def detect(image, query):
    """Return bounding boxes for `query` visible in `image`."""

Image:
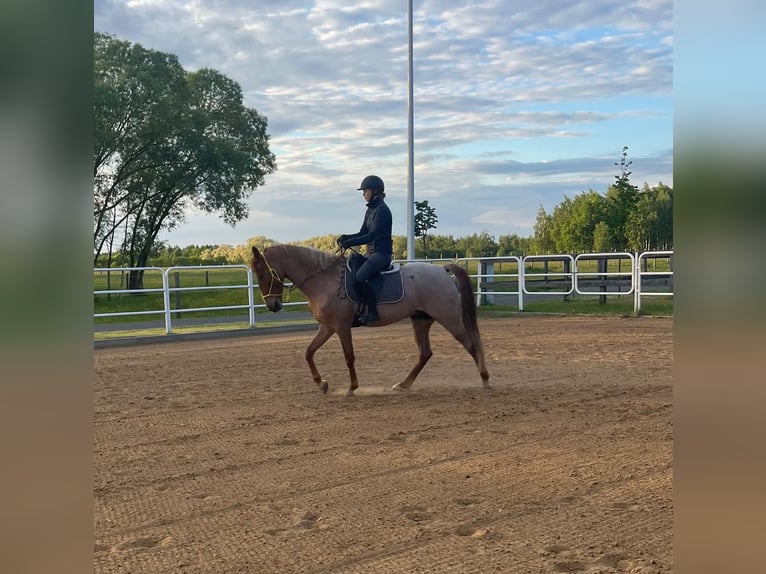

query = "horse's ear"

[252,246,261,260]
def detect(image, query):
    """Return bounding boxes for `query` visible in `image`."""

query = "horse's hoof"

[392,383,408,392]
[482,381,492,390]
[345,389,355,397]
[321,383,329,394]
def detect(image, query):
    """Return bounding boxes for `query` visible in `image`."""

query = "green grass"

[94,315,318,341]
[94,267,300,325]
[478,295,673,317]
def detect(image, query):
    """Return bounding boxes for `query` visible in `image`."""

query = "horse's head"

[251,246,284,312]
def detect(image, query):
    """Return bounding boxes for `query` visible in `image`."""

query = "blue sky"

[94,0,672,246]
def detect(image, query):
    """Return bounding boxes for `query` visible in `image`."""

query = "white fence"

[94,251,672,334]
[466,251,672,313]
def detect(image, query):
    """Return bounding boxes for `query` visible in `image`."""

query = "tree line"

[94,232,532,268]
[533,148,672,254]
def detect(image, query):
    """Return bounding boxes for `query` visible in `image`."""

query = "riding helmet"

[357,175,384,192]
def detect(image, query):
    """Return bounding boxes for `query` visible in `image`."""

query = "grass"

[94,267,318,325]
[94,315,318,341]
[478,295,673,317]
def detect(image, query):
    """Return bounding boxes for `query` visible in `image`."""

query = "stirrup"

[358,309,379,325]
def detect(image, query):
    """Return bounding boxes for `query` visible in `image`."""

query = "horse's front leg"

[306,323,335,393]
[335,325,359,396]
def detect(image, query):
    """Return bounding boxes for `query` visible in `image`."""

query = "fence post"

[162,270,172,334]
[633,253,641,315]
[598,257,607,304]
[563,258,571,302]
[247,268,256,328]
[174,271,182,319]
[480,260,494,305]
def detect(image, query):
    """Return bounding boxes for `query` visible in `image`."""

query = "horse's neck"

[275,249,309,286]
[276,247,335,293]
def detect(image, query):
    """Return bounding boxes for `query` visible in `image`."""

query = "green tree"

[592,221,611,252]
[93,32,189,270]
[646,183,673,250]
[575,191,608,251]
[497,234,530,256]
[625,183,673,251]
[93,33,277,288]
[392,235,408,260]
[428,234,459,259]
[245,235,278,252]
[549,196,576,253]
[532,205,554,254]
[414,200,439,257]
[605,146,640,251]
[458,232,498,258]
[296,234,340,253]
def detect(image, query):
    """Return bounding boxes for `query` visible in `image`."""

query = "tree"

[497,234,530,256]
[532,206,554,254]
[652,183,673,250]
[577,191,608,251]
[413,200,439,257]
[296,234,342,254]
[592,221,611,252]
[392,236,408,260]
[548,196,576,253]
[605,146,640,251]
[245,235,278,252]
[457,232,498,258]
[625,183,673,251]
[427,234,459,259]
[93,33,189,271]
[94,33,277,288]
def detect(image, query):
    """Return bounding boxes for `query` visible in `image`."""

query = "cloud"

[95,0,673,246]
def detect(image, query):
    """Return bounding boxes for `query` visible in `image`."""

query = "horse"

[250,244,490,396]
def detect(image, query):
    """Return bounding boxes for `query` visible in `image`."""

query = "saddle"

[344,252,404,304]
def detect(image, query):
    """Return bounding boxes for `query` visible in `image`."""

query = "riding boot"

[357,281,379,325]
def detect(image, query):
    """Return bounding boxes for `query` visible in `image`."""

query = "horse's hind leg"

[393,316,435,391]
[306,323,334,393]
[440,317,491,389]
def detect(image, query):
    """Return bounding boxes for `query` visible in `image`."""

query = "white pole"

[406,0,415,260]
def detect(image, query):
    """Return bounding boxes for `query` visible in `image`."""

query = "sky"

[94,0,673,247]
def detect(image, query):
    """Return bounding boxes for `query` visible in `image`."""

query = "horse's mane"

[268,244,342,277]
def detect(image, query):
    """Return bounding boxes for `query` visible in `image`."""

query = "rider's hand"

[337,234,348,247]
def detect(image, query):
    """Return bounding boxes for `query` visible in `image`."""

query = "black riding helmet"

[357,175,384,193]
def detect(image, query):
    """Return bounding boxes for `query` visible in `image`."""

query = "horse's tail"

[445,263,485,356]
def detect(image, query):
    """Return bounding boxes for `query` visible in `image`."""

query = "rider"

[337,175,393,325]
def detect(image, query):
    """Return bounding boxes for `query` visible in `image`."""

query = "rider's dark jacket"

[344,196,393,255]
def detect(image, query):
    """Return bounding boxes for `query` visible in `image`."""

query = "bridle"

[258,251,287,298]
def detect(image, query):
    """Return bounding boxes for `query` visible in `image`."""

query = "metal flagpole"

[406,0,415,260]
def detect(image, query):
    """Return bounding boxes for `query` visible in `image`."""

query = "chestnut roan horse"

[251,244,490,396]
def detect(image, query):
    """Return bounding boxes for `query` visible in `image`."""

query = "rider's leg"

[354,252,390,325]
[356,281,378,324]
